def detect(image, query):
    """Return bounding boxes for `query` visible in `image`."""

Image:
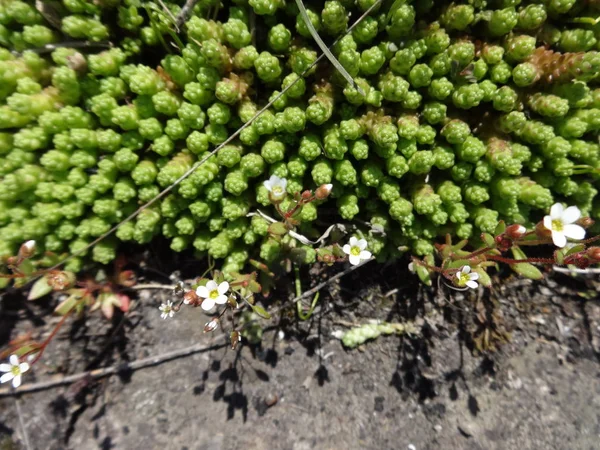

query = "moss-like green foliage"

[0,0,599,269]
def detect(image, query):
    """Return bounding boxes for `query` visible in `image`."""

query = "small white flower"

[23,240,35,252]
[0,355,30,389]
[159,301,175,319]
[342,237,372,266]
[408,262,415,273]
[263,175,287,201]
[456,265,479,289]
[196,280,230,311]
[543,203,586,248]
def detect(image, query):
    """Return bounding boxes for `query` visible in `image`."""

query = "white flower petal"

[0,364,11,373]
[161,313,168,320]
[205,280,218,291]
[342,244,351,255]
[563,224,586,240]
[466,280,478,289]
[263,180,272,191]
[359,250,372,260]
[19,363,29,373]
[215,294,228,305]
[469,272,480,281]
[348,254,361,266]
[456,271,462,281]
[201,298,216,311]
[0,373,14,384]
[9,355,18,366]
[543,215,553,231]
[408,262,415,272]
[462,265,471,274]
[349,236,358,247]
[516,225,526,234]
[561,206,581,224]
[12,375,21,388]
[552,231,567,248]
[357,239,368,251]
[550,203,564,220]
[279,177,287,190]
[169,310,175,318]
[196,286,209,299]
[217,281,229,295]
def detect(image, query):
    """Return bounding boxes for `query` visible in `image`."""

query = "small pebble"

[265,392,278,407]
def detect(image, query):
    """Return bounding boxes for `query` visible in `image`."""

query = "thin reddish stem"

[487,255,555,265]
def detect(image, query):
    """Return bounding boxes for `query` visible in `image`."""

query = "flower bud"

[47,270,76,291]
[204,318,219,333]
[494,235,512,251]
[315,183,333,200]
[567,253,591,269]
[586,247,600,262]
[18,240,36,259]
[301,190,312,200]
[183,290,200,306]
[117,270,137,288]
[577,217,594,228]
[230,330,241,349]
[173,281,186,297]
[228,295,239,309]
[505,224,527,239]
[534,221,552,239]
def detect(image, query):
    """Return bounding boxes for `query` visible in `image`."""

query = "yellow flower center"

[457,272,470,286]
[350,246,361,256]
[11,366,21,376]
[552,219,563,232]
[272,186,283,195]
[209,289,219,299]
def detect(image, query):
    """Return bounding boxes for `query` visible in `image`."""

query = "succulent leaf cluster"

[0,0,599,270]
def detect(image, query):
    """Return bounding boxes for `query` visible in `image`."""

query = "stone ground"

[1,262,600,450]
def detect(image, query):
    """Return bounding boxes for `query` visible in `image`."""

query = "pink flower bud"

[315,184,333,200]
[204,319,219,333]
[505,224,526,239]
[18,240,36,259]
[183,290,200,306]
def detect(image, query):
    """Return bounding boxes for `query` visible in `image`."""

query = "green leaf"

[445,259,471,270]
[565,244,585,256]
[268,221,288,236]
[54,289,86,316]
[554,248,565,265]
[473,267,492,288]
[510,247,543,280]
[481,233,495,247]
[494,221,506,236]
[416,265,432,286]
[248,280,262,294]
[17,259,34,276]
[0,276,11,290]
[28,276,53,301]
[250,304,271,319]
